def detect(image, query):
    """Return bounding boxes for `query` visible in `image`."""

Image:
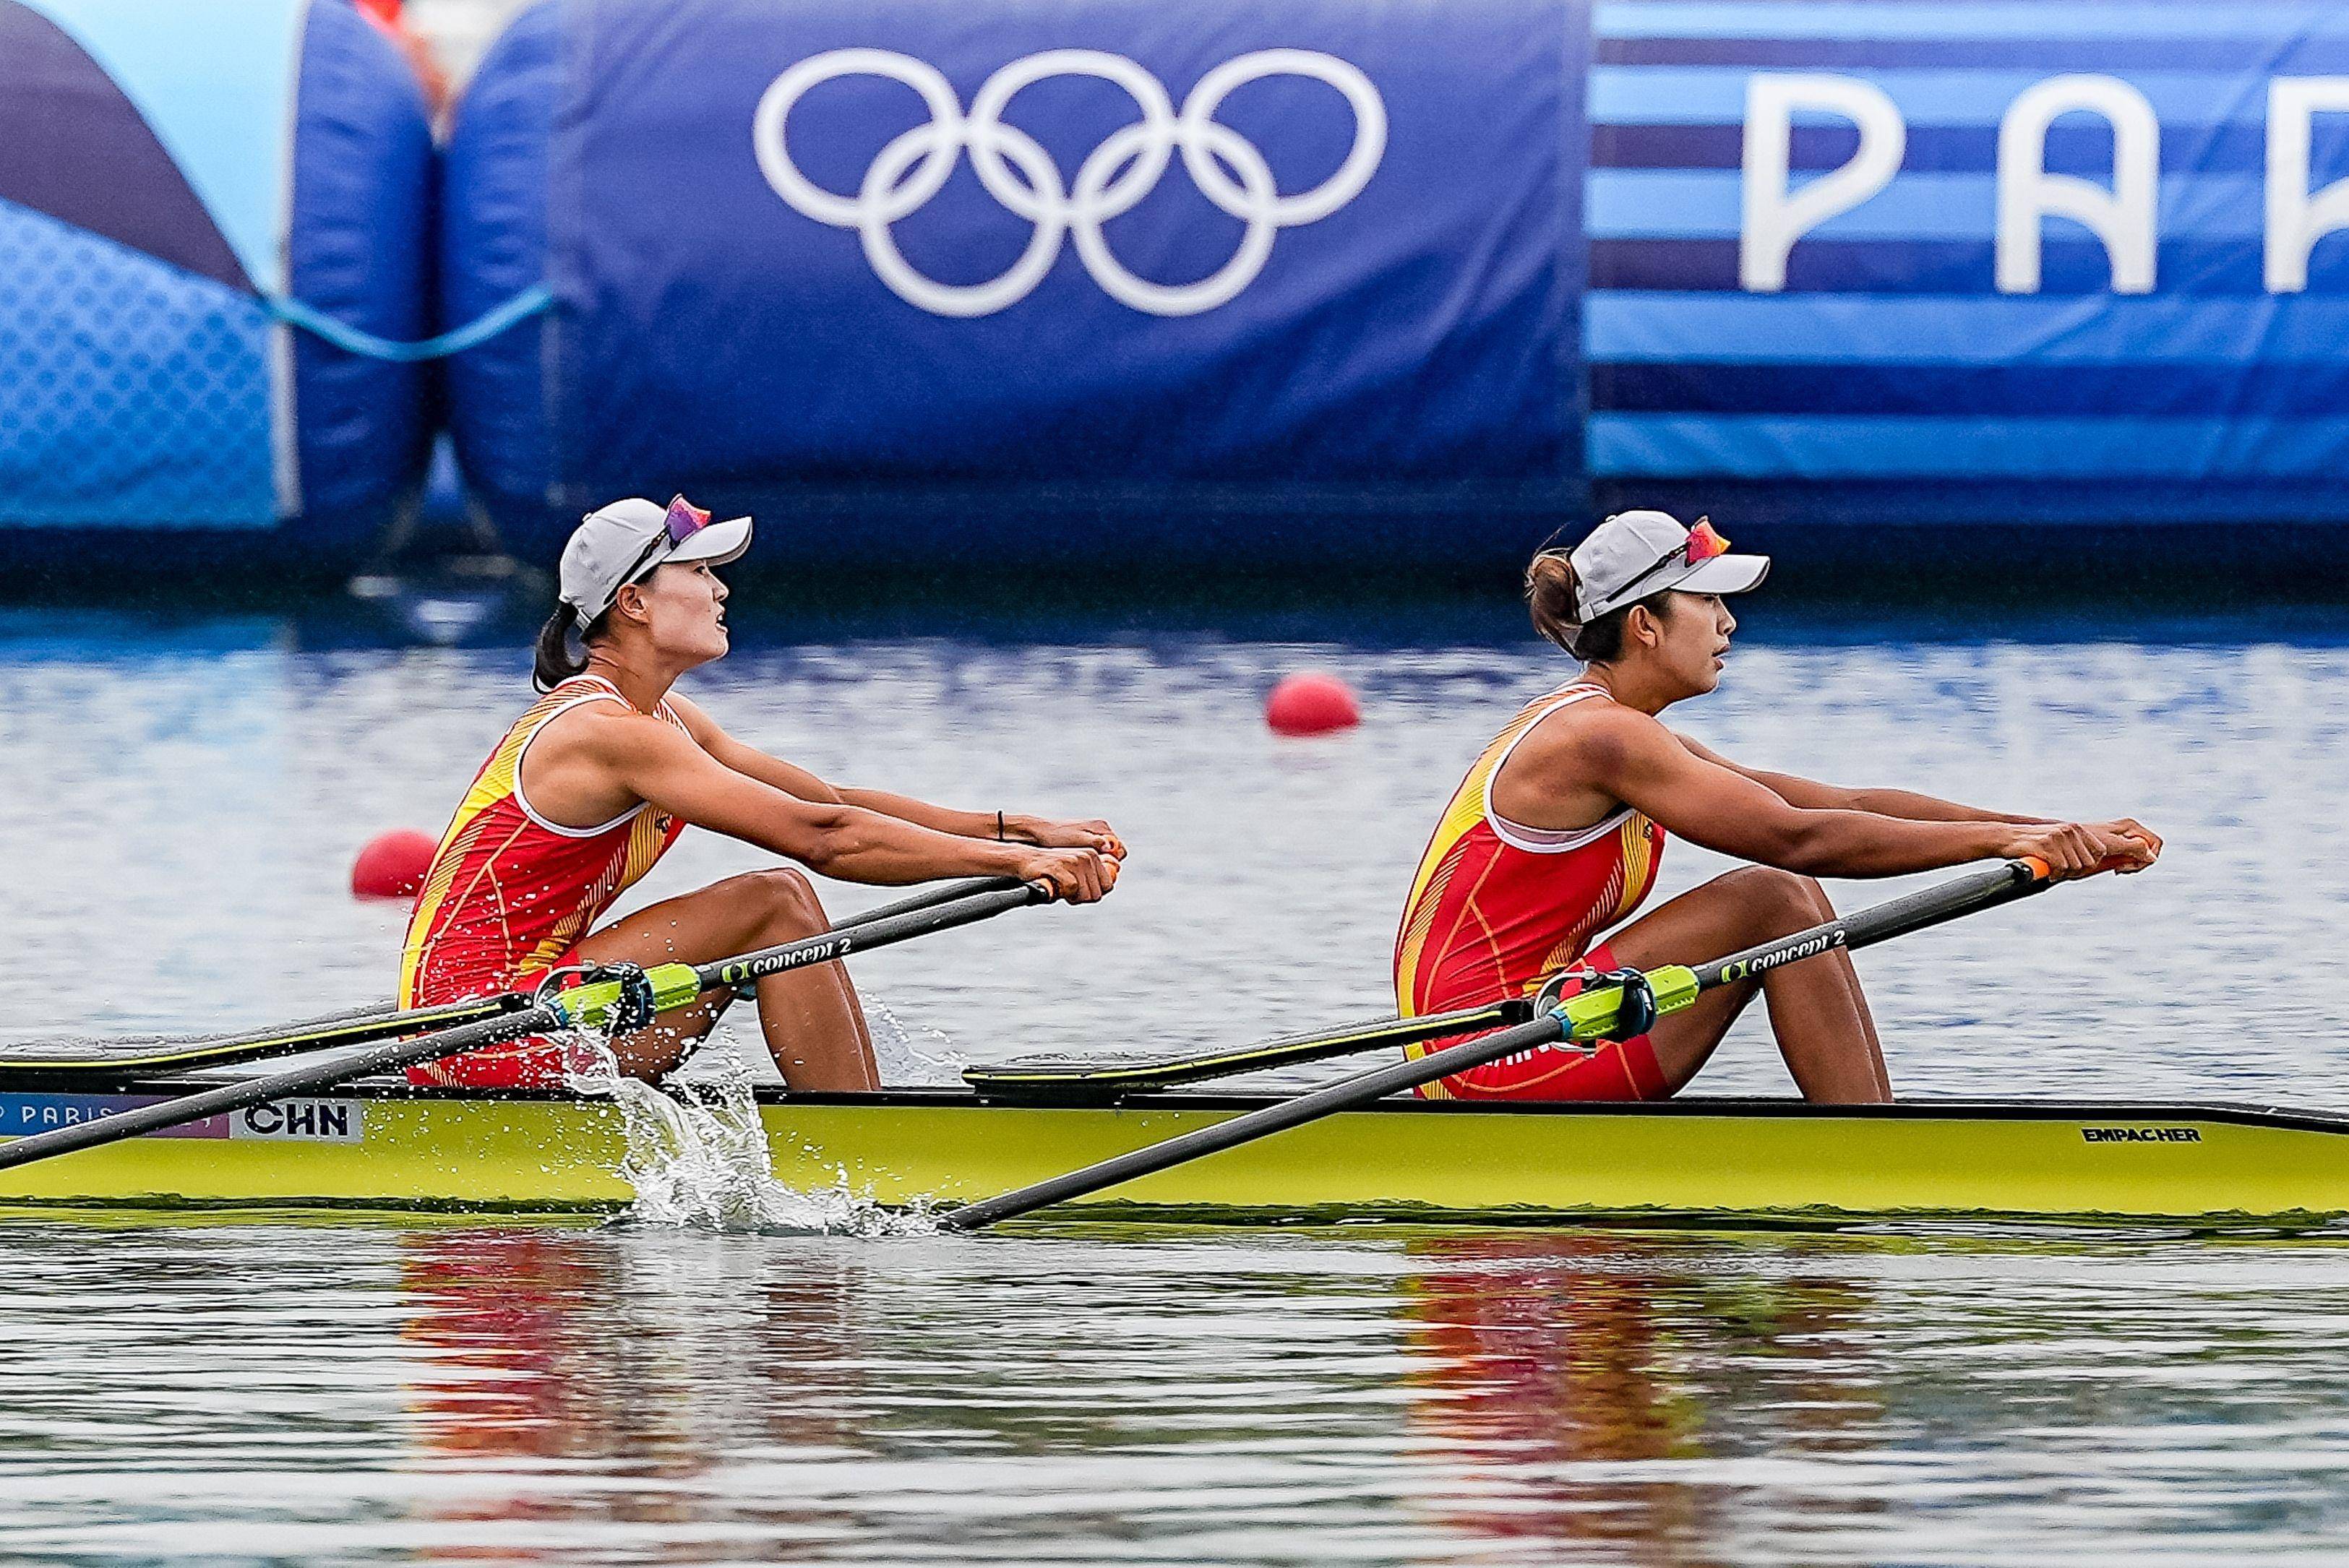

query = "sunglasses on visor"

[1611,517,1732,600]
[615,495,716,587]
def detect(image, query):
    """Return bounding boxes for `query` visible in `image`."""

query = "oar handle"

[556,879,1052,1029]
[1498,857,2054,1069]
[849,876,1030,928]
[0,876,1058,1177]
[700,879,1051,992]
[941,858,2056,1231]
[3,875,1037,1084]
[1688,856,2050,993]
[963,996,1534,1101]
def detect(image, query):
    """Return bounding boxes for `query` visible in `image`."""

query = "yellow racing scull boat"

[5,863,2325,1229]
[2,1079,2344,1226]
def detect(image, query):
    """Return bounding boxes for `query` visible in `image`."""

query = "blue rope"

[266,283,553,362]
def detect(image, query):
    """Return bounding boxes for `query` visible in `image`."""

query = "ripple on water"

[2,1224,2349,1561]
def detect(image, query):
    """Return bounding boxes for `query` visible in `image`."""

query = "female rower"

[400,495,1123,1092]
[1393,509,2159,1104]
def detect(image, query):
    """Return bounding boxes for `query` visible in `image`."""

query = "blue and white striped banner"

[1586,0,2349,512]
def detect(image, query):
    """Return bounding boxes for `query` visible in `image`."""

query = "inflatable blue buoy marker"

[1266,672,1361,736]
[351,829,437,900]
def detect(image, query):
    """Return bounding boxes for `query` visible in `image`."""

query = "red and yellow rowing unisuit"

[398,675,688,1087]
[1393,682,1667,1100]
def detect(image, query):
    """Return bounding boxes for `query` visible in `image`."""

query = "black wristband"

[996,809,1006,841]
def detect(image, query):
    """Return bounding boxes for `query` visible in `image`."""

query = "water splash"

[865,996,966,1087]
[559,1033,939,1236]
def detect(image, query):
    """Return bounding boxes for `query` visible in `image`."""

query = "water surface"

[5,1220,2349,1564]
[1,602,2346,1561]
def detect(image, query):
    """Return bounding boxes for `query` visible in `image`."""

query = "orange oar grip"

[2019,854,2053,881]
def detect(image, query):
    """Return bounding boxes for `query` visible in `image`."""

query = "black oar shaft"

[942,860,2050,1231]
[1687,859,2045,991]
[692,881,1043,992]
[0,879,1048,1175]
[839,876,1028,931]
[963,997,1532,1101]
[942,1012,1572,1228]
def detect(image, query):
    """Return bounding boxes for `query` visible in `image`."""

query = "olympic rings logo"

[752,48,1386,318]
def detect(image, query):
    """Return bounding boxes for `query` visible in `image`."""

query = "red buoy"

[1266,671,1360,736]
[351,829,438,900]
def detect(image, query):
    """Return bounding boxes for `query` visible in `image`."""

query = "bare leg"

[567,869,879,1091]
[1599,866,1888,1103]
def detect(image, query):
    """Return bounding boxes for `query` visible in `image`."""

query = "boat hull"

[1,1085,2344,1225]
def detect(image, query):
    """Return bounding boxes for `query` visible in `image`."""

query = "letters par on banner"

[1740,74,2349,296]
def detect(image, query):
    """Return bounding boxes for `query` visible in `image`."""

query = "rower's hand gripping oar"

[941,858,2058,1231]
[0,878,1052,1175]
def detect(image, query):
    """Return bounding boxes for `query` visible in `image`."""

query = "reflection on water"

[1401,1233,1837,1555]
[5,1220,2349,1562]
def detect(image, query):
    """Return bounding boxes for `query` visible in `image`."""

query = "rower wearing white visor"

[398,494,1124,1093]
[1396,509,2159,1104]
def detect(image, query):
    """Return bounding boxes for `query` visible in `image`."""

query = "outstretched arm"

[1539,706,2155,879]
[1676,733,2047,825]
[594,709,1115,900]
[834,787,1125,858]
[668,695,1125,856]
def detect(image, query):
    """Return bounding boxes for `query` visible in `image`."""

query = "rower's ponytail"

[1525,546,1670,662]
[532,605,592,692]
[1526,550,1589,656]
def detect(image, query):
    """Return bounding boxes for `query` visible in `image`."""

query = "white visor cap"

[558,496,752,626]
[1567,509,1769,623]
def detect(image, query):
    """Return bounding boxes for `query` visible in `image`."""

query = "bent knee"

[1717,865,1832,930]
[729,868,828,934]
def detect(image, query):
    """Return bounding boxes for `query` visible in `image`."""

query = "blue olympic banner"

[441,0,1581,561]
[15,0,2339,570]
[1589,0,2349,528]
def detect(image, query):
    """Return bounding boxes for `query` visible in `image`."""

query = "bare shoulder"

[1490,691,1671,829]
[535,694,696,764]
[1512,694,1674,775]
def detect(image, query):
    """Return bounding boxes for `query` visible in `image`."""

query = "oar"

[0,876,1027,1082]
[0,878,1049,1175]
[962,997,1535,1102]
[941,858,2055,1231]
